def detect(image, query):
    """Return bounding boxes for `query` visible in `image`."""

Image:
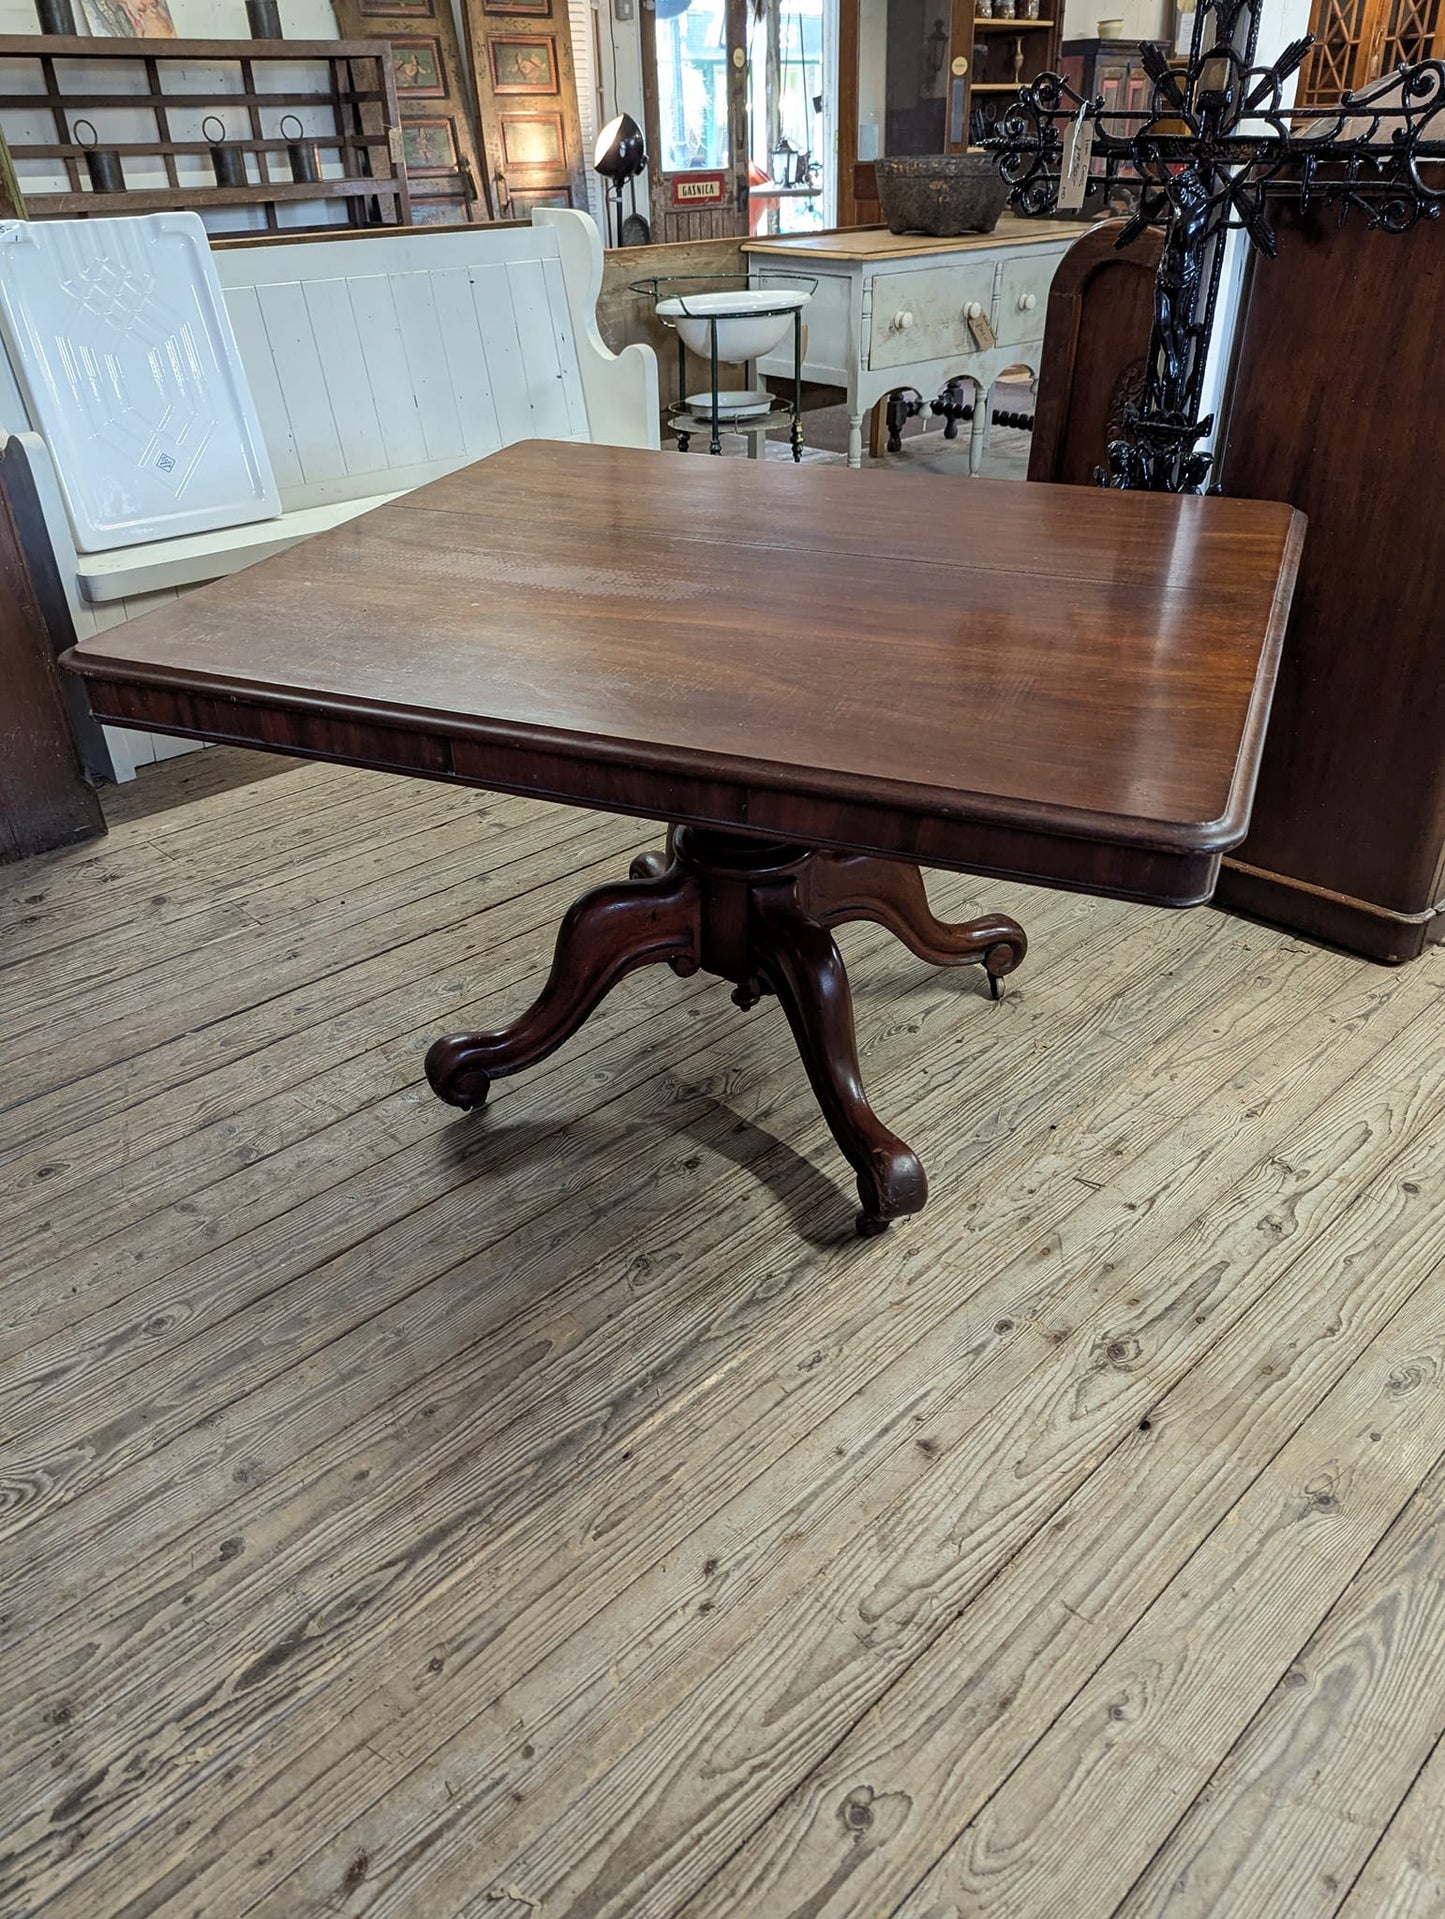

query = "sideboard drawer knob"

[893,309,913,329]
[965,300,983,319]
[1018,291,1038,312]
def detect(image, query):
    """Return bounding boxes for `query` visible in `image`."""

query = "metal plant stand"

[987,0,1445,491]
[631,274,815,460]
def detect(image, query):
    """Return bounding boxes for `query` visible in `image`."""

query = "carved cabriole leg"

[798,851,1027,998]
[425,866,700,1109]
[750,882,928,1234]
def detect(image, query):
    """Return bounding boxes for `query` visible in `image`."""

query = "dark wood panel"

[1029,220,1162,487]
[0,441,105,864]
[1214,199,1445,960]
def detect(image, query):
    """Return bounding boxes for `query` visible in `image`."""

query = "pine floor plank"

[889,1243,1445,1919]
[0,816,657,1186]
[1114,1453,1445,1918]
[0,868,1093,1409]
[0,826,664,1283]
[0,782,588,1010]
[0,877,1199,1742]
[0,804,618,1104]
[0,751,1441,1919]
[93,745,303,829]
[1337,1731,1445,1919]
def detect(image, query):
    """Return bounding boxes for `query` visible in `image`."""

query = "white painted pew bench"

[4,208,658,778]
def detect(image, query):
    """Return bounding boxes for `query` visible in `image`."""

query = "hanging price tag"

[1057,103,1095,211]
[967,309,997,350]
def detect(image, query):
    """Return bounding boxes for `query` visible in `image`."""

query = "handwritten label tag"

[388,125,405,166]
[967,309,998,350]
[1057,104,1095,211]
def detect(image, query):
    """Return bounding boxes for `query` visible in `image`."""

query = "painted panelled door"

[330,0,490,222]
[464,0,589,218]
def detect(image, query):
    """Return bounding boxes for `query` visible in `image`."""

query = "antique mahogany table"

[64,442,1304,1234]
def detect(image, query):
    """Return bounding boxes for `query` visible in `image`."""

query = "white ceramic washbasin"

[656,287,811,364]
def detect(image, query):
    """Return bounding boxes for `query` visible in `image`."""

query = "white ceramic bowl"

[657,287,811,364]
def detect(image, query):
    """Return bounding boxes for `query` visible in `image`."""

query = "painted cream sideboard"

[744,220,1084,470]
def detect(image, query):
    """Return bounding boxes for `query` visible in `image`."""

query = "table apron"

[77,674,1226,909]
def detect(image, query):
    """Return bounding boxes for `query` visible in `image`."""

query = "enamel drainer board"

[0,213,279,553]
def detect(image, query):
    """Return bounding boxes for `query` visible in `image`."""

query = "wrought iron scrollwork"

[987,0,1445,491]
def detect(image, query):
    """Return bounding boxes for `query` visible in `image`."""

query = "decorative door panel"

[1297,0,1445,105]
[466,0,588,219]
[1381,0,1444,70]
[331,0,489,222]
[1297,0,1372,103]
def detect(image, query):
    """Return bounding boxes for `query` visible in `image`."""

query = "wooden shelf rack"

[0,34,410,231]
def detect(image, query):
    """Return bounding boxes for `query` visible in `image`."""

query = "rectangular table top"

[741,219,1089,262]
[65,441,1305,907]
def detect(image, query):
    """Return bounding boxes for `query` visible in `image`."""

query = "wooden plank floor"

[2,746,1443,1919]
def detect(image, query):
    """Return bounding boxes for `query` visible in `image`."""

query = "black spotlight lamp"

[593,112,646,248]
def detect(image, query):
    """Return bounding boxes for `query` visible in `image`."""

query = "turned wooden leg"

[752,885,927,1236]
[799,852,1027,998]
[425,867,700,1109]
[969,379,991,476]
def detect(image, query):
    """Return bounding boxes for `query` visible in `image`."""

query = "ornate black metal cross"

[987,0,1445,490]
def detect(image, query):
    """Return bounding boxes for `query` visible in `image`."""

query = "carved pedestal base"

[425,828,1027,1234]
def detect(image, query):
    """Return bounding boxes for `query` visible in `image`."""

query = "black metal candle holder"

[203,114,247,189]
[75,120,124,195]
[280,113,320,183]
